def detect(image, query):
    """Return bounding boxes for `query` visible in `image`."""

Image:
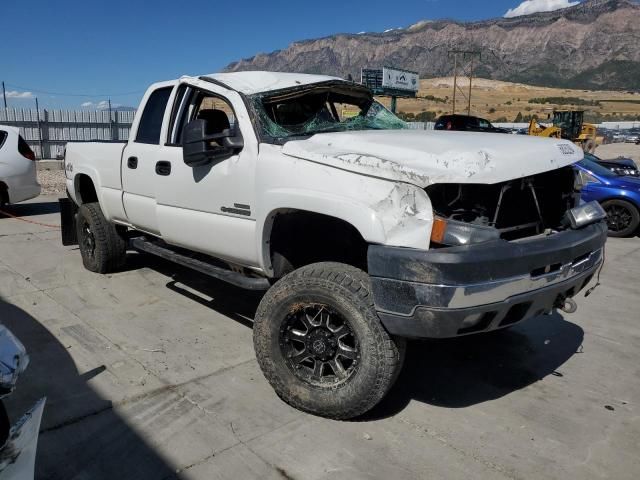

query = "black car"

[585,152,640,177]
[434,114,510,133]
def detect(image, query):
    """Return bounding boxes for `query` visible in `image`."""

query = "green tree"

[416,111,436,122]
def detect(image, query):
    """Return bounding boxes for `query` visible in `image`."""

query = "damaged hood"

[281,129,583,187]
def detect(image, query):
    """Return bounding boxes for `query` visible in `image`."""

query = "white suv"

[0,125,41,208]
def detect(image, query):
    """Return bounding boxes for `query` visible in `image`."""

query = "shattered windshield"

[251,83,407,141]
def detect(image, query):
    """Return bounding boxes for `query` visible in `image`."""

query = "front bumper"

[4,181,41,205]
[368,221,608,338]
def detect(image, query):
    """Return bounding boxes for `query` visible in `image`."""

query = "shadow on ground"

[126,251,264,329]
[0,298,178,480]
[124,253,584,420]
[0,201,60,218]
[366,312,584,419]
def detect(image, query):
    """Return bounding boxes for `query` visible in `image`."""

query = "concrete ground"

[596,143,640,163]
[0,196,639,480]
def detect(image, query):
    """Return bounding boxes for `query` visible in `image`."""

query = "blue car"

[577,158,640,237]
[584,152,639,177]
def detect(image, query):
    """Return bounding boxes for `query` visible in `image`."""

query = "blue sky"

[1,0,573,109]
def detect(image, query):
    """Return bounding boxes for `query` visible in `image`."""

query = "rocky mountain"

[224,0,640,91]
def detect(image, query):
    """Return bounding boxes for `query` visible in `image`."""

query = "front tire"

[602,199,640,237]
[253,262,405,420]
[76,202,127,273]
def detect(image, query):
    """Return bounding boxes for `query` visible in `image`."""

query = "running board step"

[131,238,270,291]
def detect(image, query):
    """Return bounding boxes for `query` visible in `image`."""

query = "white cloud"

[5,90,34,99]
[504,0,580,18]
[80,100,120,109]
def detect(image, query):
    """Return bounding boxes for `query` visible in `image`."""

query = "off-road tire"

[253,262,405,420]
[602,199,640,237]
[76,202,127,273]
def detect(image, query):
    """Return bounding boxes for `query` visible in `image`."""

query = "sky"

[1,0,581,110]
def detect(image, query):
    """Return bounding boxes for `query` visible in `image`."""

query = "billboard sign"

[382,67,419,92]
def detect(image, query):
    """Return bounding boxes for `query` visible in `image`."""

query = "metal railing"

[0,108,136,159]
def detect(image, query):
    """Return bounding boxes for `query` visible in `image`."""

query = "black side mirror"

[183,119,244,167]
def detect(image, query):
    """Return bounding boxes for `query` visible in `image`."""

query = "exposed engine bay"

[426,166,578,241]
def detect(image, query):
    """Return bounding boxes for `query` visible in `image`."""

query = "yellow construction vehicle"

[528,110,598,153]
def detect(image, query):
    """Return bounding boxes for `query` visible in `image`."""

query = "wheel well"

[599,197,640,210]
[75,174,98,205]
[268,210,369,277]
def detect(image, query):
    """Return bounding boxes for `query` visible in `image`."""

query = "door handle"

[127,156,138,169]
[155,161,171,176]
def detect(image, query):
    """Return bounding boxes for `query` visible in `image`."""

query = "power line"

[448,50,481,116]
[3,83,145,98]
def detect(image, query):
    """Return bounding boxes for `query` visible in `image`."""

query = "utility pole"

[108,98,113,140]
[452,55,458,114]
[448,50,481,115]
[35,97,44,160]
[2,81,6,109]
[467,54,475,116]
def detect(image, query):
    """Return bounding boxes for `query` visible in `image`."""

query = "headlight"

[574,169,585,191]
[576,169,601,188]
[430,216,500,246]
[563,201,607,229]
[611,167,640,177]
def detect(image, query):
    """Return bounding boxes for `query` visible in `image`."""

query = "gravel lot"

[37,169,67,195]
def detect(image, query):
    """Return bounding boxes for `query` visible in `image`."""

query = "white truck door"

[154,82,259,267]
[121,84,174,235]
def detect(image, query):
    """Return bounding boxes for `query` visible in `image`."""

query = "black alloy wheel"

[80,218,97,260]
[602,199,640,237]
[253,262,405,419]
[279,304,359,386]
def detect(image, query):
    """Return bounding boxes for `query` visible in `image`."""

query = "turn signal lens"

[430,217,448,244]
[430,215,501,246]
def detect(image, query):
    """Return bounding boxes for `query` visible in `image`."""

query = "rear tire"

[602,199,640,237]
[76,202,127,273]
[253,262,405,420]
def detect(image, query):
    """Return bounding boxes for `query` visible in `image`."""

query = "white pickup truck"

[61,71,607,419]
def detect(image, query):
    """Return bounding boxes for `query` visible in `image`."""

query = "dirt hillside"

[380,77,640,123]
